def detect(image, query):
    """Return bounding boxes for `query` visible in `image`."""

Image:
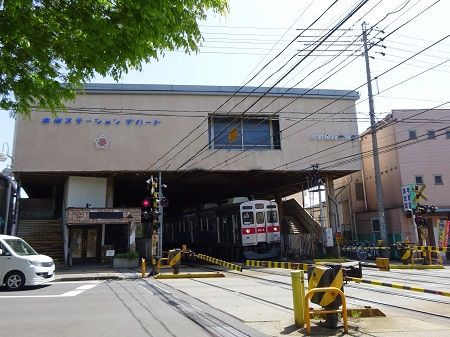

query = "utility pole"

[158,171,163,260]
[362,22,387,243]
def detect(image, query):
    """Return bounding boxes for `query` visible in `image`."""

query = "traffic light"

[141,197,153,223]
[415,204,428,215]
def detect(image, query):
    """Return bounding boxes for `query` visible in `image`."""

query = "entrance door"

[70,226,100,263]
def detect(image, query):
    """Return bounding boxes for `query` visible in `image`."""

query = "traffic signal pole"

[158,171,163,260]
[362,22,387,243]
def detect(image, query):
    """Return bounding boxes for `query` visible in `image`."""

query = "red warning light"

[142,198,151,207]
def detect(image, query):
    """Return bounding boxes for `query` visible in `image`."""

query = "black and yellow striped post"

[401,248,411,264]
[307,264,344,328]
[196,254,242,272]
[168,249,182,274]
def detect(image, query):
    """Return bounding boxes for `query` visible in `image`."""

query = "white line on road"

[0,282,102,299]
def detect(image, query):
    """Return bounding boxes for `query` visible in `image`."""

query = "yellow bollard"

[141,258,146,278]
[291,270,305,328]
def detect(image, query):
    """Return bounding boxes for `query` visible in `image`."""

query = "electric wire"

[165,1,370,174]
[145,0,341,172]
[190,34,450,174]
[152,1,366,172]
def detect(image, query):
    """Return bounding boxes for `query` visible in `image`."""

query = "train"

[163,198,281,260]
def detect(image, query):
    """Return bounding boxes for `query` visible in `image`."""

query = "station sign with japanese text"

[41,116,161,126]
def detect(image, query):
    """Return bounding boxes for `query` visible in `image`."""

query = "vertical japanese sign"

[402,184,416,211]
[438,219,450,247]
[438,219,446,247]
[446,221,450,247]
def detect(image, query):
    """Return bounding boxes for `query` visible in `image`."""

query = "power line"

[146,1,343,172]
[199,35,450,175]
[166,1,370,175]
[150,0,356,172]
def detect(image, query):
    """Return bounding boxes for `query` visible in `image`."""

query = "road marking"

[0,282,102,299]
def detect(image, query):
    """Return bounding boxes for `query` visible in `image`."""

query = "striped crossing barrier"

[246,260,309,271]
[346,277,450,297]
[412,246,448,252]
[196,254,242,272]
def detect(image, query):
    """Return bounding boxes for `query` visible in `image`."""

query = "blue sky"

[2,0,450,172]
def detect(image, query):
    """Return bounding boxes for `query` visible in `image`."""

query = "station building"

[11,84,361,264]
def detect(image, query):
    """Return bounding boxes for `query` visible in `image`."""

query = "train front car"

[239,200,281,260]
[264,200,281,245]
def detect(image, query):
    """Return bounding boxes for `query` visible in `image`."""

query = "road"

[1,266,450,337]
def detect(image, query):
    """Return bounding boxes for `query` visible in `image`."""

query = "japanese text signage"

[438,219,450,247]
[402,184,416,211]
[41,116,161,126]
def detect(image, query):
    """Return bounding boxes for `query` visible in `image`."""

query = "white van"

[0,235,55,290]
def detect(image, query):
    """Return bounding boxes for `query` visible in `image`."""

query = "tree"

[0,0,228,117]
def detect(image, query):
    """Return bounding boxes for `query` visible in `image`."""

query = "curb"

[54,275,125,282]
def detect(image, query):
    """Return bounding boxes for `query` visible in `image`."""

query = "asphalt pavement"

[54,265,450,337]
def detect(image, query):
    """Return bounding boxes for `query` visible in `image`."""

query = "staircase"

[282,199,322,237]
[16,219,64,262]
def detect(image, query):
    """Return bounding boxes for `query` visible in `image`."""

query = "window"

[415,176,423,184]
[371,218,380,232]
[256,212,265,224]
[427,130,436,139]
[355,183,364,201]
[209,116,281,150]
[446,129,450,139]
[434,175,443,185]
[409,130,417,139]
[242,212,254,224]
[267,210,278,223]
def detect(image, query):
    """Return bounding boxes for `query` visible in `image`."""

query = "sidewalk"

[54,264,141,282]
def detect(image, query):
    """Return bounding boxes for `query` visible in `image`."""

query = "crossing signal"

[141,197,153,223]
[142,197,151,208]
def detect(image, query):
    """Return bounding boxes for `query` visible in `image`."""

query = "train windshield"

[266,210,278,223]
[256,212,265,224]
[242,212,254,224]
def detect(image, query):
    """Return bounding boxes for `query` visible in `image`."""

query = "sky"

[1,0,450,175]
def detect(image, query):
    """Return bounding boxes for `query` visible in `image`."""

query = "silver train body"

[164,200,281,260]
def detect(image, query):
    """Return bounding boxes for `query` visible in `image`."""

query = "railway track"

[183,263,450,324]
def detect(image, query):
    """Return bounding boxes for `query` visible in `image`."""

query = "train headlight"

[245,229,250,234]
[273,226,279,232]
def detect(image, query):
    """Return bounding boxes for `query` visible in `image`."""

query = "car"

[0,234,55,290]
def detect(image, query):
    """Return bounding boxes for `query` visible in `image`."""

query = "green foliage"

[0,0,228,117]
[115,251,139,260]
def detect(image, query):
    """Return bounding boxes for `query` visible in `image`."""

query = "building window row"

[409,129,450,140]
[209,116,281,150]
[415,175,444,185]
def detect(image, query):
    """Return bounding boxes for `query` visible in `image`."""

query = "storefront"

[66,207,141,264]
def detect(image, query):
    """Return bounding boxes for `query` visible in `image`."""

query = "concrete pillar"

[275,192,285,257]
[325,175,337,233]
[129,219,136,252]
[106,177,114,208]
